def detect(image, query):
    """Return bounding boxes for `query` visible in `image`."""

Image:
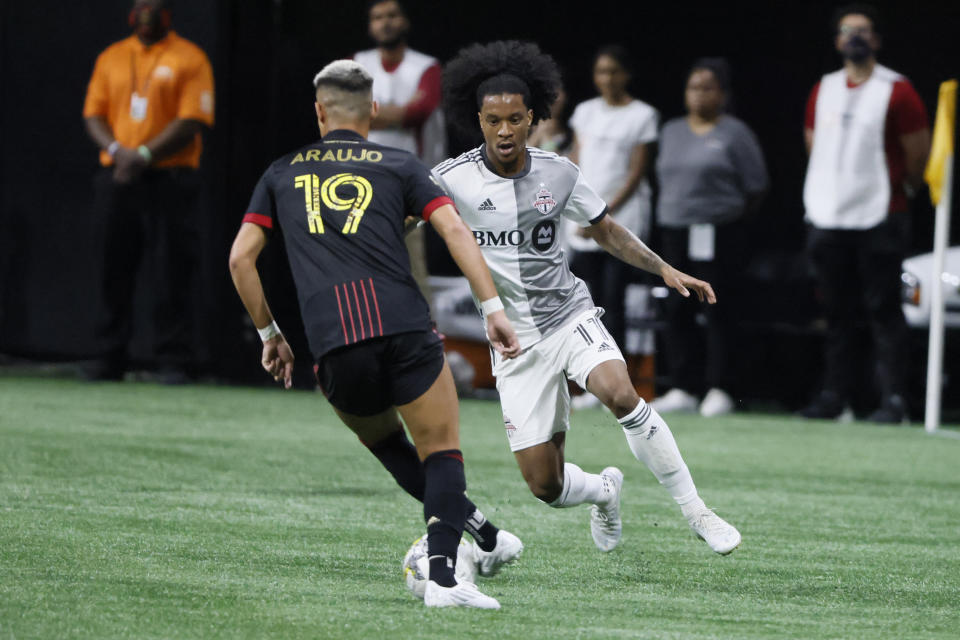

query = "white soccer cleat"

[687,508,741,555]
[475,529,524,577]
[650,389,699,414]
[590,467,624,552]
[423,580,501,609]
[699,388,735,417]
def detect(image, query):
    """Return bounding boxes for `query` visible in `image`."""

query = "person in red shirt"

[800,4,930,423]
[82,0,214,383]
[355,1,446,312]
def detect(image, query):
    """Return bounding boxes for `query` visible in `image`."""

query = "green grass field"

[2,375,959,639]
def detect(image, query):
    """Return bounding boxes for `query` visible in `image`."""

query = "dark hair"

[689,57,731,93]
[366,0,405,16]
[443,40,561,138]
[593,44,633,76]
[831,3,881,35]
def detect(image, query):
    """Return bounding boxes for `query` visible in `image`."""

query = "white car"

[901,247,960,328]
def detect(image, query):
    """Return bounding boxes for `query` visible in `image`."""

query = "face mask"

[842,35,873,63]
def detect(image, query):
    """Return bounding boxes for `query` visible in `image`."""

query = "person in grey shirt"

[652,58,768,418]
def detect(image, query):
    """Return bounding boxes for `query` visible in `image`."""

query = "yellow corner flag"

[925,79,957,205]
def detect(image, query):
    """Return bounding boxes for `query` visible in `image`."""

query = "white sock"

[619,399,705,516]
[548,462,607,508]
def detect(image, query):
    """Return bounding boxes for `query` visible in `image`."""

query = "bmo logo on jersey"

[532,220,555,252]
[473,229,525,247]
[473,221,556,251]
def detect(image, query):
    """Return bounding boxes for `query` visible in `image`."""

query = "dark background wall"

[1,0,958,399]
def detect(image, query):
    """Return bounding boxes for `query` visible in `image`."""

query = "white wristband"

[480,296,504,316]
[257,320,281,342]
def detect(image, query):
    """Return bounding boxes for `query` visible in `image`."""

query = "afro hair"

[443,40,561,140]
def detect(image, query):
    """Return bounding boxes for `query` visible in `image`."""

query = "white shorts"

[492,308,625,452]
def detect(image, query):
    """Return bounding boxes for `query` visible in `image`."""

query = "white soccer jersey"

[433,146,607,348]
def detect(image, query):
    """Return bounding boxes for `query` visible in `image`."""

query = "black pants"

[91,167,202,370]
[568,250,627,349]
[806,215,909,402]
[657,222,745,395]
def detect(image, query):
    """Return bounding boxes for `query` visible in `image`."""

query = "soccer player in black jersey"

[229,60,522,609]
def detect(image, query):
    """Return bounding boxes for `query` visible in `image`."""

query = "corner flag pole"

[923,80,957,433]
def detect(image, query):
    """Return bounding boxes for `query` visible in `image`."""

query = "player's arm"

[428,204,521,358]
[584,215,716,304]
[228,222,294,388]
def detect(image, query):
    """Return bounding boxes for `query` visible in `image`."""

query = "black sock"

[465,507,500,552]
[365,430,425,501]
[423,449,469,587]
[366,430,500,551]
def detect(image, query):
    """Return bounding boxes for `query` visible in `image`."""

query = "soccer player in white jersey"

[433,41,741,555]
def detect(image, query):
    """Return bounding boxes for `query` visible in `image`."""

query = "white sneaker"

[590,467,624,552]
[571,393,603,411]
[650,389,698,413]
[423,580,501,609]
[687,508,741,555]
[475,529,524,577]
[699,388,735,417]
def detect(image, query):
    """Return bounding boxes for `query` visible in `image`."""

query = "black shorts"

[315,330,445,416]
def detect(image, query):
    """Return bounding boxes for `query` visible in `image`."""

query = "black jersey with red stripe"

[243,129,452,359]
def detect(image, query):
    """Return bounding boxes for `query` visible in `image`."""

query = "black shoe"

[868,395,908,424]
[798,391,845,419]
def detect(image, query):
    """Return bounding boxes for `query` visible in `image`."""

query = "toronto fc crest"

[532,184,556,215]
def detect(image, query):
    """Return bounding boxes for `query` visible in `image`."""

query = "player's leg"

[387,330,516,558]
[320,335,515,580]
[335,400,506,557]
[498,329,622,550]
[394,360,499,607]
[320,337,498,608]
[583,358,741,554]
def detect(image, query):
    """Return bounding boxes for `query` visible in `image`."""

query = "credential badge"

[532,183,556,215]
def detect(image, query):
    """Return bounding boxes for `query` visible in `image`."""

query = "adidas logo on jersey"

[478,198,497,211]
[597,342,616,353]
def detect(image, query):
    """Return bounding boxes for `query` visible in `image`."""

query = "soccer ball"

[401,535,478,598]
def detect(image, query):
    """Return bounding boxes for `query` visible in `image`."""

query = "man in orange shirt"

[82,0,214,382]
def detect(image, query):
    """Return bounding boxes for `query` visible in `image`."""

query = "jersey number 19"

[294,172,373,235]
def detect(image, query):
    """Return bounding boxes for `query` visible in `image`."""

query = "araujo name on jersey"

[289,148,383,165]
[473,220,556,252]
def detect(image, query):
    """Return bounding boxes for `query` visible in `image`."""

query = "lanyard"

[129,46,164,97]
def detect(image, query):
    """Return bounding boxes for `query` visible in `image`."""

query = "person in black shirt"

[229,60,521,609]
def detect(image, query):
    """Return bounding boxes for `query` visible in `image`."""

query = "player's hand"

[486,310,521,360]
[660,264,717,304]
[112,146,147,184]
[261,336,294,388]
